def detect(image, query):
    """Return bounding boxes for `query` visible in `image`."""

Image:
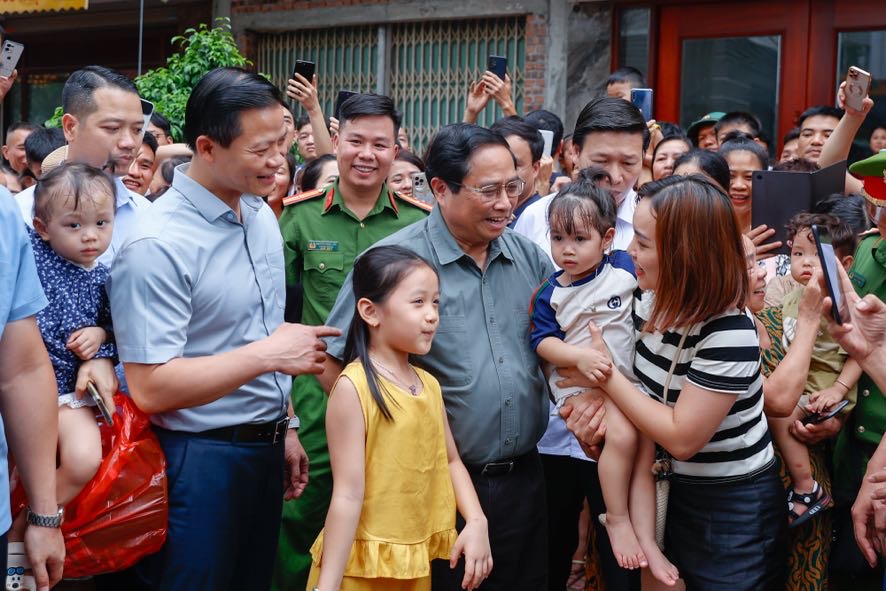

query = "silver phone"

[0,41,23,78]
[411,172,434,204]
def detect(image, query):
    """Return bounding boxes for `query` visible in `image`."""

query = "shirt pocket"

[303,251,345,309]
[264,248,286,310]
[431,314,473,387]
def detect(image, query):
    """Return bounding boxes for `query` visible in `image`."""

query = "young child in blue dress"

[10,163,118,543]
[529,170,678,586]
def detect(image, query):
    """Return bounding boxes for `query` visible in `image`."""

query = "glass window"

[837,30,886,161]
[618,8,650,74]
[680,36,781,152]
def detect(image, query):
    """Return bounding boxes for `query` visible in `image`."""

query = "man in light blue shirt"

[0,193,65,591]
[109,68,338,591]
[14,66,150,267]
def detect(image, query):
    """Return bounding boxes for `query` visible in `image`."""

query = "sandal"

[5,542,35,591]
[567,558,586,590]
[788,481,831,529]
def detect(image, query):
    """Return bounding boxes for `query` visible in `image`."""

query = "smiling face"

[627,197,659,291]
[3,128,32,174]
[434,144,518,254]
[122,143,156,195]
[871,128,886,154]
[64,87,144,175]
[334,115,398,196]
[365,263,440,357]
[725,149,762,229]
[387,158,421,198]
[789,228,820,286]
[199,106,288,201]
[571,131,644,204]
[34,185,115,266]
[743,235,767,312]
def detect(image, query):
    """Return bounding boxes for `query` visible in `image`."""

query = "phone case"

[293,60,315,82]
[0,41,24,78]
[845,67,871,111]
[488,56,507,80]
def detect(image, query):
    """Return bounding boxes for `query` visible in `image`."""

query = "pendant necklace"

[369,356,420,396]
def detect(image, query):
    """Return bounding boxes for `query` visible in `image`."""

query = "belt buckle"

[481,460,515,477]
[272,418,288,444]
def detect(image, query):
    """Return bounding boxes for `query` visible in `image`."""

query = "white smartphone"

[539,130,554,158]
[411,172,434,204]
[845,66,871,111]
[0,41,24,78]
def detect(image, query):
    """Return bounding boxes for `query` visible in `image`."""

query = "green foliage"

[45,106,64,128]
[135,18,251,142]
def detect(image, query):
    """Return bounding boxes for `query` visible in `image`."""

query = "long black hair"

[342,245,439,420]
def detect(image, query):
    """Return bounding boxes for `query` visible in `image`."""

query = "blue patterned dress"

[29,229,117,406]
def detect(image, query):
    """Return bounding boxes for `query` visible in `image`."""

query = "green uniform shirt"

[279,179,431,326]
[846,233,886,446]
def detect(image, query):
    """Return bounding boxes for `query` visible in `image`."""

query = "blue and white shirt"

[529,250,640,404]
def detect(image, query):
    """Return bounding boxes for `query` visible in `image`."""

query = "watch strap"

[26,506,63,528]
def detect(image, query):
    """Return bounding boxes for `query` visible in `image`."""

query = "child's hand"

[450,517,493,590]
[806,386,845,414]
[576,349,612,385]
[66,327,107,360]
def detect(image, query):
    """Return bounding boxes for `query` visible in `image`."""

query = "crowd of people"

[1,44,886,591]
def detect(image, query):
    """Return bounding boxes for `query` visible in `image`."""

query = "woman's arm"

[601,369,736,461]
[443,409,492,591]
[314,377,366,591]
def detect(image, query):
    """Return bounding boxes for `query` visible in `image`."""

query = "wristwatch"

[26,506,64,528]
[288,415,300,431]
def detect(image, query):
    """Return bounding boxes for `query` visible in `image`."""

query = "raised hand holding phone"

[811,224,843,325]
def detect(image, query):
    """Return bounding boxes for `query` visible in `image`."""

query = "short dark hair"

[573,97,650,152]
[150,111,171,135]
[672,149,731,192]
[490,115,544,163]
[783,127,801,144]
[395,149,425,172]
[813,193,872,235]
[786,212,856,260]
[658,121,685,140]
[719,129,756,144]
[423,123,512,193]
[719,137,770,170]
[34,162,115,220]
[6,121,38,139]
[713,111,762,138]
[301,154,336,191]
[772,158,819,173]
[62,65,139,119]
[24,127,65,166]
[295,113,311,130]
[141,130,158,155]
[606,66,645,88]
[524,109,564,154]
[184,67,284,149]
[798,105,844,128]
[548,167,618,237]
[338,93,401,138]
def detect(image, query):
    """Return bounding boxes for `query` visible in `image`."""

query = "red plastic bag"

[10,393,168,578]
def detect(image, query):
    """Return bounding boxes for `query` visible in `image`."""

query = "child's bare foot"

[602,512,647,569]
[640,539,679,586]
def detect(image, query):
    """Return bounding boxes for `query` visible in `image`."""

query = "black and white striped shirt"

[633,290,773,480]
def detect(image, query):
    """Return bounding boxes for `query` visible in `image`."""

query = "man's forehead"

[580,132,643,156]
[801,115,839,131]
[87,88,143,122]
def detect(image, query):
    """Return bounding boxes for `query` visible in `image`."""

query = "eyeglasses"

[449,178,526,202]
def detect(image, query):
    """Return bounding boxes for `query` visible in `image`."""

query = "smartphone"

[845,66,871,111]
[539,130,554,158]
[631,88,653,121]
[0,41,24,78]
[293,59,315,83]
[87,382,114,426]
[811,224,843,325]
[802,399,850,425]
[487,55,507,80]
[334,90,357,120]
[140,98,155,134]
[411,172,434,204]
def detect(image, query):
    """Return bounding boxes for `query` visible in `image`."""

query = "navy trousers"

[145,429,285,591]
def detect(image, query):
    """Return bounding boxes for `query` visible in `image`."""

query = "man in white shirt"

[514,96,648,260]
[14,66,150,266]
[513,95,648,591]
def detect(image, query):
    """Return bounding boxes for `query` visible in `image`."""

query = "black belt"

[466,452,532,478]
[179,418,289,444]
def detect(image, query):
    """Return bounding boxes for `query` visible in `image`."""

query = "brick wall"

[523,13,547,113]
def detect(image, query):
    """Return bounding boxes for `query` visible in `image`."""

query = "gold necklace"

[369,356,420,396]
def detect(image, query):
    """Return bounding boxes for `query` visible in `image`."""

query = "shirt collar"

[616,188,637,224]
[172,163,252,224]
[427,206,515,266]
[322,178,399,217]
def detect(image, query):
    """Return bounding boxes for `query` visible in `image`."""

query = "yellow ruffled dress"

[306,362,458,591]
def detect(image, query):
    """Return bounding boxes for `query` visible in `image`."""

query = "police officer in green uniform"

[832,150,886,588]
[272,93,431,591]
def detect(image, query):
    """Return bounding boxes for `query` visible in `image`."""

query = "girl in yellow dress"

[307,245,493,591]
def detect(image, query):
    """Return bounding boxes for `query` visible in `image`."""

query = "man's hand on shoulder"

[261,323,342,376]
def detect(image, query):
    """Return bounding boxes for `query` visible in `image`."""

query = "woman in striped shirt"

[576,175,786,590]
